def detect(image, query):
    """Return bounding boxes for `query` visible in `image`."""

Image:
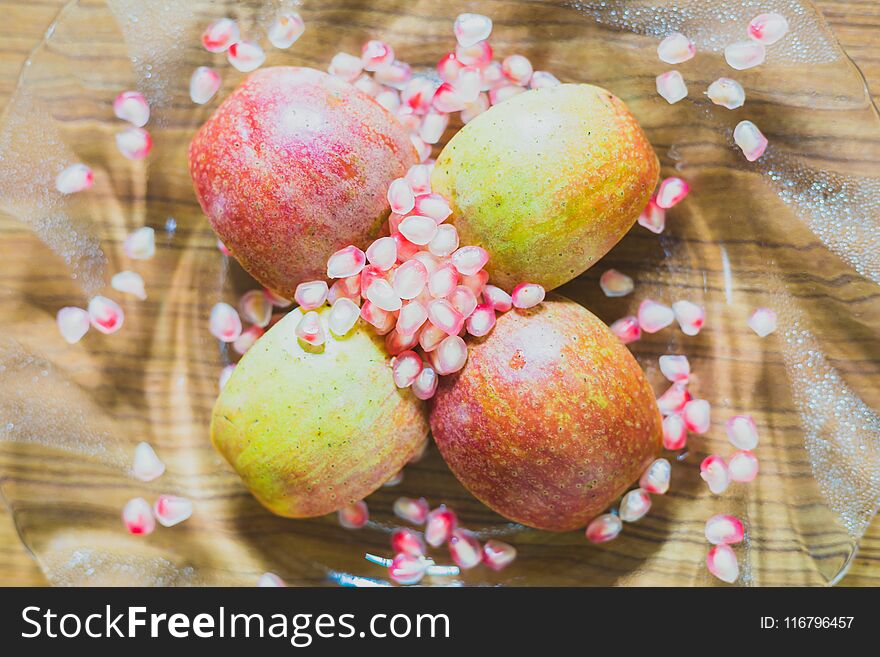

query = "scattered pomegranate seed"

[449,528,483,569]
[113,91,149,128]
[257,572,286,587]
[366,279,402,312]
[327,52,362,82]
[656,70,688,104]
[263,288,292,308]
[619,489,652,522]
[123,497,155,535]
[658,354,690,382]
[434,335,468,374]
[483,540,517,571]
[116,127,152,160]
[657,32,696,64]
[454,13,492,48]
[387,178,415,215]
[425,505,458,547]
[461,92,490,123]
[728,450,759,483]
[502,55,533,86]
[393,497,429,525]
[748,13,789,45]
[657,382,691,416]
[428,225,460,258]
[384,470,404,487]
[123,226,155,260]
[391,527,426,557]
[638,299,674,333]
[111,271,146,301]
[432,82,467,113]
[295,311,326,346]
[599,269,634,297]
[656,177,690,209]
[233,325,264,354]
[401,77,437,114]
[419,111,449,145]
[201,18,239,53]
[412,366,439,400]
[682,399,711,434]
[392,260,429,299]
[480,61,505,89]
[365,236,397,271]
[511,283,545,309]
[706,77,745,109]
[482,284,512,312]
[399,215,438,246]
[360,300,395,333]
[57,306,90,344]
[268,12,305,49]
[228,41,266,73]
[294,281,329,310]
[396,301,428,336]
[700,455,730,495]
[586,513,623,543]
[672,300,705,336]
[132,441,165,482]
[386,329,418,355]
[419,324,446,352]
[529,71,561,89]
[327,245,367,279]
[456,40,493,69]
[361,40,395,72]
[88,296,124,335]
[724,41,765,70]
[454,66,482,103]
[640,458,671,494]
[726,415,759,450]
[55,163,93,194]
[218,364,235,390]
[426,298,463,335]
[747,306,777,336]
[734,120,768,161]
[153,494,193,527]
[705,514,745,545]
[610,315,641,344]
[414,194,453,223]
[375,61,412,89]
[389,553,427,585]
[392,351,423,388]
[467,304,496,337]
[338,500,369,529]
[489,84,526,105]
[449,285,478,318]
[706,544,739,583]
[637,196,666,234]
[237,289,272,327]
[209,302,242,342]
[662,413,688,450]
[189,66,222,105]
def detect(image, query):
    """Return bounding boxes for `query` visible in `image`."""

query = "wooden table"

[0,0,877,586]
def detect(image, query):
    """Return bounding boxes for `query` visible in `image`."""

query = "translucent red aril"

[480,61,504,89]
[461,92,490,123]
[449,528,483,569]
[529,71,561,89]
[57,307,90,344]
[392,351,423,388]
[113,91,149,127]
[610,316,641,344]
[263,288,292,308]
[233,325,264,354]
[218,364,235,391]
[656,177,690,209]
[366,236,397,271]
[637,197,666,233]
[328,276,360,304]
[295,310,326,346]
[328,52,363,82]
[657,32,696,64]
[414,193,452,223]
[384,470,404,487]
[438,52,463,82]
[132,441,165,482]
[116,127,152,160]
[399,215,438,246]
[657,382,691,415]
[747,306,777,336]
[662,413,688,450]
[482,284,512,312]
[705,514,745,545]
[268,12,305,49]
[639,458,671,495]
[659,354,690,382]
[338,500,369,529]
[724,41,766,70]
[366,279,403,312]
[361,40,395,71]
[489,84,526,105]
[454,12,493,48]
[257,572,286,587]
[454,66,482,103]
[638,299,675,333]
[599,269,634,297]
[401,77,437,114]
[375,61,412,89]
[405,164,432,195]
[456,40,493,68]
[238,289,273,327]
[449,285,478,318]
[656,70,688,104]
[294,280,329,310]
[386,329,418,356]
[706,77,745,110]
[672,300,705,336]
[410,134,432,162]
[425,505,458,547]
[329,297,362,336]
[428,265,459,299]
[428,224,459,257]
[435,335,468,374]
[726,415,759,450]
[457,269,485,296]
[707,544,739,583]
[88,296,124,335]
[386,177,415,215]
[411,251,440,276]
[467,304,496,337]
[228,40,266,73]
[55,163,93,194]
[389,553,426,585]
[748,13,789,45]
[419,111,449,145]
[396,301,428,336]
[190,66,222,105]
[201,18,239,53]
[153,494,193,527]
[728,450,759,483]
[700,455,730,495]
[483,540,517,571]
[734,120,768,162]
[360,301,395,333]
[511,283,545,309]
[375,89,401,113]
[392,260,429,300]
[428,299,464,335]
[393,497,429,525]
[432,82,467,113]
[419,324,447,352]
[502,55,533,86]
[124,226,155,260]
[586,513,623,543]
[123,497,155,535]
[682,399,711,434]
[391,527,426,557]
[326,245,366,279]
[619,489,652,522]
[413,365,438,400]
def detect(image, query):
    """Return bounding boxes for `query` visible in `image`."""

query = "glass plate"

[0,0,878,586]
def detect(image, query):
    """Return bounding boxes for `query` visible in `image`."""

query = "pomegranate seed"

[706,77,745,110]
[435,335,468,374]
[657,382,691,415]
[419,111,449,145]
[294,280,329,310]
[110,271,146,301]
[354,73,383,96]
[511,282,545,309]
[132,441,165,481]
[218,364,236,390]
[419,324,447,352]
[366,236,397,271]
[396,301,428,336]
[411,251,440,276]
[386,329,419,356]
[656,177,690,209]
[257,572,286,587]
[454,66,482,103]
[748,13,789,45]
[726,415,759,450]
[656,70,688,104]
[88,296,124,335]
[375,61,412,89]
[233,325,263,354]
[456,40,493,69]
[428,225,459,258]
[659,354,690,382]
[489,84,526,105]
[116,127,152,160]
[483,540,517,571]
[449,285,478,318]
[425,505,458,547]
[705,514,745,545]
[123,226,155,260]
[467,304,496,337]
[413,365,439,400]
[405,164,432,195]
[328,52,363,82]
[327,245,367,279]
[361,40,395,72]
[57,307,90,344]
[189,66,221,104]
[637,197,666,234]
[480,61,505,90]
[389,553,426,585]
[391,528,426,557]
[586,513,623,543]
[228,41,266,73]
[264,288,292,308]
[123,497,155,535]
[638,299,674,333]
[296,311,326,346]
[268,12,305,49]
[529,71,561,89]
[706,544,739,583]
[672,300,705,336]
[610,316,641,344]
[201,18,239,53]
[393,497,429,525]
[428,265,459,299]
[728,450,759,483]
[55,163,93,194]
[747,307,777,336]
[700,455,730,495]
[410,134,432,162]
[454,13,492,48]
[401,77,437,114]
[367,279,403,312]
[619,489,652,522]
[113,91,149,127]
[338,500,369,529]
[328,277,360,305]
[682,399,711,434]
[238,289,272,327]
[393,260,429,300]
[432,82,467,113]
[734,120,768,161]
[384,470,404,487]
[399,215,438,246]
[375,89,401,113]
[657,32,696,64]
[438,52,463,82]
[414,193,453,223]
[360,300,395,333]
[153,494,193,527]
[502,55,533,86]
[461,92,490,123]
[640,458,671,494]
[662,413,688,450]
[724,41,765,70]
[599,269,634,297]
[427,298,464,335]
[449,528,482,569]
[387,178,415,215]
[392,350,423,388]
[482,284,512,312]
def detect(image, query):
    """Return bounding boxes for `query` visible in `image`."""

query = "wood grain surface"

[0,0,877,586]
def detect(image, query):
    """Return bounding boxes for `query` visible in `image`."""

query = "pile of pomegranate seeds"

[123,441,193,536]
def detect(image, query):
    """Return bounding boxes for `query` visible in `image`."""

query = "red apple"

[189,66,417,298]
[430,295,662,531]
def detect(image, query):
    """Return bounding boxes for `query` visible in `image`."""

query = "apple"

[431,83,659,291]
[211,307,428,518]
[189,66,417,298]
[429,294,662,531]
